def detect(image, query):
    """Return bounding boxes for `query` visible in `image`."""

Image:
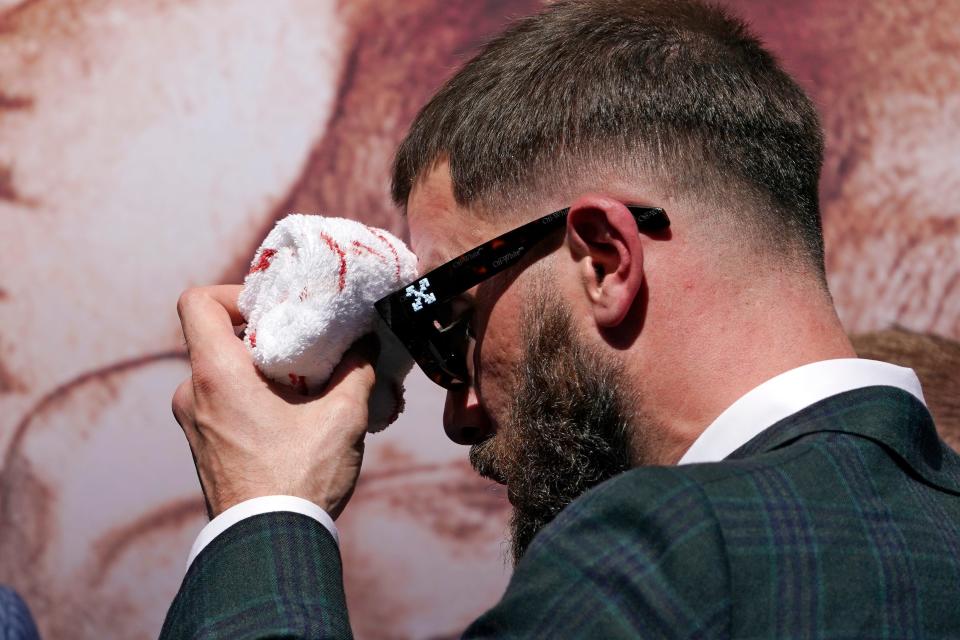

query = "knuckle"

[173,378,191,409]
[171,382,187,408]
[323,396,352,418]
[191,353,245,400]
[190,366,219,397]
[176,287,205,317]
[171,380,193,425]
[326,395,366,425]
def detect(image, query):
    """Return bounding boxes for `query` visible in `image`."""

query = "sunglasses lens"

[377,295,472,389]
[421,314,470,388]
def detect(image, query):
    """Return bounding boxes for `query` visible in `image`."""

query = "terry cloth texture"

[239,214,418,432]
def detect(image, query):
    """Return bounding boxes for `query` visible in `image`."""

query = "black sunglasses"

[375,205,669,389]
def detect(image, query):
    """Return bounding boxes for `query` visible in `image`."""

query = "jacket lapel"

[726,385,960,494]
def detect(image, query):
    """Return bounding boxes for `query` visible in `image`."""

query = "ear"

[565,195,645,328]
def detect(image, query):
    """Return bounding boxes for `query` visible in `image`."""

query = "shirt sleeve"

[186,495,339,570]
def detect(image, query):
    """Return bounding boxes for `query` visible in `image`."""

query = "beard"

[469,287,644,565]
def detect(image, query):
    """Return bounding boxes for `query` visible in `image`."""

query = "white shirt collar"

[677,358,926,465]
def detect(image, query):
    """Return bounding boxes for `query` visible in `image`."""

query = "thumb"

[326,334,380,399]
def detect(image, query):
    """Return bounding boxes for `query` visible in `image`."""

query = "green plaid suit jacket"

[161,386,960,638]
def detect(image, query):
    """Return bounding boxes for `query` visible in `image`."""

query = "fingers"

[199,285,245,325]
[176,286,248,365]
[325,334,380,399]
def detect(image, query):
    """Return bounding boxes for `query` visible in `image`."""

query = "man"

[165,0,960,637]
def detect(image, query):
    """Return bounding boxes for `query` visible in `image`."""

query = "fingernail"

[356,333,380,366]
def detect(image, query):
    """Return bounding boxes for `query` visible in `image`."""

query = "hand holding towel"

[239,214,418,432]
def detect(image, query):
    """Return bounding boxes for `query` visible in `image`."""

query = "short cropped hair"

[392,0,826,276]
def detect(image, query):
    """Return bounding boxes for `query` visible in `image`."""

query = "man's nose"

[443,384,493,445]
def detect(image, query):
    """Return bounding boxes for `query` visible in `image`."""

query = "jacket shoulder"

[677,433,960,639]
[466,466,732,639]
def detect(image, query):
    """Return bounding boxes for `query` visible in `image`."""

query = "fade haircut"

[392,0,827,277]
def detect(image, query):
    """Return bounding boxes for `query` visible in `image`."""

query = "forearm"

[161,511,353,640]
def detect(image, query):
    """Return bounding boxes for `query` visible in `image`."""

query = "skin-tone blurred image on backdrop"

[0,0,957,638]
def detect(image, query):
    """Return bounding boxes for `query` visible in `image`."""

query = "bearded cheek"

[476,348,520,424]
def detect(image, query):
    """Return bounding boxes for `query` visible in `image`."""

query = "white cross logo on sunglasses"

[405,277,437,312]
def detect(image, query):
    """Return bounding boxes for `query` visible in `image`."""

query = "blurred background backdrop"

[1,1,958,638]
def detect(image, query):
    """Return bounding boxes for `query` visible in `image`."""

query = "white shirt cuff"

[186,495,339,571]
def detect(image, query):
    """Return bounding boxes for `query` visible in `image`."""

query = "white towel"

[238,214,418,432]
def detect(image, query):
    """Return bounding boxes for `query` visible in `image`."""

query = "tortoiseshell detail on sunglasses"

[375,205,669,389]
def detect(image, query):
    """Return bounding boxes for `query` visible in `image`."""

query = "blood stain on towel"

[288,373,308,394]
[349,240,389,267]
[367,227,403,281]
[249,248,277,274]
[319,232,347,291]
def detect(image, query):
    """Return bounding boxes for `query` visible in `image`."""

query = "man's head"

[393,0,849,561]
[395,0,826,274]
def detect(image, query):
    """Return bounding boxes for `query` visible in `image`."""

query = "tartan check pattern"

[160,511,352,639]
[162,386,960,639]
[0,586,40,640]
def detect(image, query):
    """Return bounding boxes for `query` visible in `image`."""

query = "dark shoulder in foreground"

[468,413,960,639]
[466,462,734,639]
